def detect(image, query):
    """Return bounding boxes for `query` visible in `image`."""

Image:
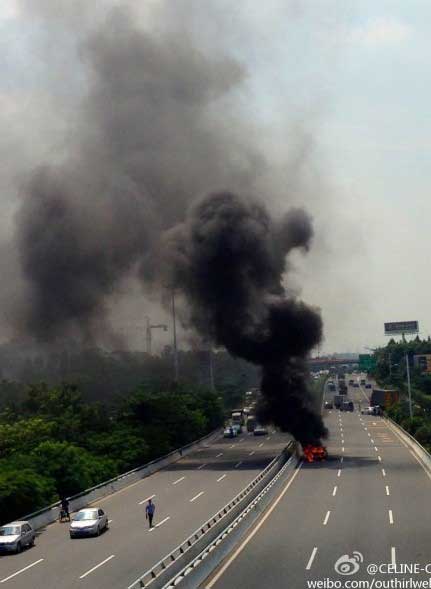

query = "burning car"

[303,444,327,463]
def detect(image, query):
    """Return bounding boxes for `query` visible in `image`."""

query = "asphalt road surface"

[0,429,291,589]
[205,374,431,589]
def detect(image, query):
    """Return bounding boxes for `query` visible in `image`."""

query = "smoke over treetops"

[12,4,327,443]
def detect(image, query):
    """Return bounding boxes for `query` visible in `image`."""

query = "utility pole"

[209,348,215,391]
[405,352,413,419]
[172,291,179,382]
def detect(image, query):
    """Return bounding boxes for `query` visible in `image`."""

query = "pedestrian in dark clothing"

[60,497,70,522]
[146,498,155,528]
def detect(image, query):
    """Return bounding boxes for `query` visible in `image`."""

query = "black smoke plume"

[162,192,327,444]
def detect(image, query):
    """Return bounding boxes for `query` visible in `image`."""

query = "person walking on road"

[146,498,155,529]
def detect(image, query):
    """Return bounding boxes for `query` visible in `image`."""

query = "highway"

[205,374,431,588]
[0,429,291,588]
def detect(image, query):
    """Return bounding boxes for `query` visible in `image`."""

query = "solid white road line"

[1,559,45,584]
[337,469,341,477]
[79,555,115,579]
[323,511,331,526]
[306,547,318,571]
[378,456,382,462]
[204,464,303,589]
[386,486,390,496]
[217,474,227,482]
[342,447,345,453]
[173,476,185,485]
[332,486,337,496]
[389,510,394,525]
[197,463,207,470]
[216,453,223,458]
[190,491,205,503]
[139,494,156,505]
[391,547,396,566]
[382,469,386,477]
[258,443,264,448]
[374,446,378,452]
[371,439,375,444]
[234,461,242,468]
[149,516,170,531]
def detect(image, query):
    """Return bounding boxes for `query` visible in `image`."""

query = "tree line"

[372,336,431,449]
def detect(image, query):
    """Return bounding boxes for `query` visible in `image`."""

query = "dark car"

[324,401,333,409]
[365,383,372,389]
[342,401,354,412]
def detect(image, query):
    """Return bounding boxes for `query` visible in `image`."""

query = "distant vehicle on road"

[231,423,242,435]
[353,382,359,388]
[348,379,354,385]
[224,426,237,438]
[328,383,336,392]
[231,410,245,426]
[365,383,372,389]
[361,406,381,416]
[253,425,268,436]
[69,508,108,538]
[334,394,344,409]
[0,521,35,553]
[341,400,354,412]
[324,401,333,409]
[360,379,366,385]
[370,388,399,410]
[246,415,257,432]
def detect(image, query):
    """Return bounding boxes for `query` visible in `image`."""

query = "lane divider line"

[205,464,303,589]
[149,516,170,531]
[173,476,185,485]
[332,486,337,497]
[337,469,341,477]
[1,559,45,584]
[234,461,242,468]
[217,474,227,483]
[216,453,223,458]
[139,494,156,505]
[306,547,318,571]
[382,469,386,477]
[386,486,390,496]
[190,491,205,503]
[323,511,331,526]
[391,547,396,565]
[389,510,394,525]
[249,451,255,456]
[197,463,207,470]
[79,555,115,580]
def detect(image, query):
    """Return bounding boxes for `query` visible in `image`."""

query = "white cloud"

[351,18,412,47]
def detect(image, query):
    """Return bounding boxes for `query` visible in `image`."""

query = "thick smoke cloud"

[162,192,326,443]
[13,4,326,442]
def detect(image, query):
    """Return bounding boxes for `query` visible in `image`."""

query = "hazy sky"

[0,0,429,355]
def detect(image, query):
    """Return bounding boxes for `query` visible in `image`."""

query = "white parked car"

[69,508,109,538]
[0,521,35,554]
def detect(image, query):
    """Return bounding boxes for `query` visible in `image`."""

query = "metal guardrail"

[128,441,295,589]
[385,417,431,472]
[15,428,221,528]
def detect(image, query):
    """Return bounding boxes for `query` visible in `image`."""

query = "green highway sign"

[359,354,376,371]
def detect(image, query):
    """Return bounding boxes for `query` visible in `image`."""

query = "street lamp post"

[405,352,413,419]
[145,316,168,355]
[171,291,179,382]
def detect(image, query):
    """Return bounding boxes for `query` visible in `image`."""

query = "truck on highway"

[370,388,399,410]
[334,394,344,409]
[246,415,257,432]
[231,410,245,426]
[338,381,348,395]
